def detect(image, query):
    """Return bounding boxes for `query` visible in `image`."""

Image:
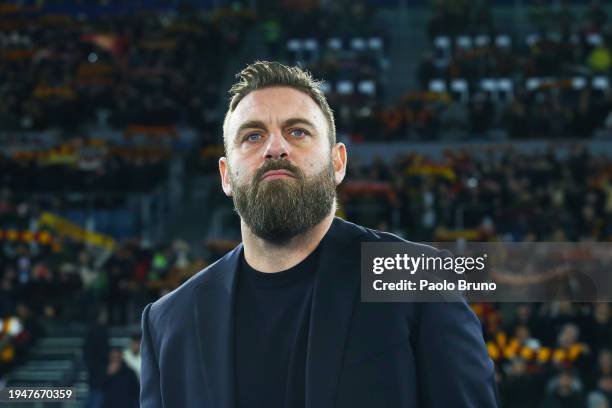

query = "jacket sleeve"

[414,300,500,407]
[140,303,163,408]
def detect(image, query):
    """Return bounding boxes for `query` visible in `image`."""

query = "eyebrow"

[234,117,317,142]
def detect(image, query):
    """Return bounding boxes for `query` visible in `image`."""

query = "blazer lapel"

[306,218,363,408]
[193,244,242,408]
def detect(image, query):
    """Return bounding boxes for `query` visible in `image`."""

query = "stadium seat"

[358,80,376,96]
[456,36,472,50]
[587,33,603,46]
[475,35,490,48]
[451,79,469,103]
[429,79,447,93]
[327,37,342,51]
[592,76,609,90]
[350,37,367,52]
[495,34,511,48]
[337,80,354,95]
[572,77,587,90]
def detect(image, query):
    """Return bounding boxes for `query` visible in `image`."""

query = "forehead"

[227,86,327,134]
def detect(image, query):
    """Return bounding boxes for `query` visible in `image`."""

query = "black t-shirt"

[234,246,320,408]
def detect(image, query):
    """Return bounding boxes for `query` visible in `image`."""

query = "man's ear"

[332,143,347,185]
[219,157,233,197]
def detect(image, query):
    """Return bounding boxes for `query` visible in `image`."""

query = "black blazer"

[140,217,499,407]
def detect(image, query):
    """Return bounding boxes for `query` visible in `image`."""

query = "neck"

[241,211,335,273]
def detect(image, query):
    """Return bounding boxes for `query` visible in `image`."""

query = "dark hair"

[223,61,336,151]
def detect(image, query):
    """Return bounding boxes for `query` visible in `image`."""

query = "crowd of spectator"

[478,301,612,408]
[255,0,391,147]
[0,194,204,323]
[1,137,171,195]
[343,145,612,243]
[0,183,210,381]
[0,0,387,143]
[264,0,387,77]
[338,86,612,142]
[243,1,612,142]
[426,0,493,40]
[409,0,612,140]
[423,0,610,79]
[0,2,253,133]
[3,0,610,146]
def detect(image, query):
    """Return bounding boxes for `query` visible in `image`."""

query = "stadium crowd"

[350,85,612,141]
[0,138,170,194]
[343,145,612,243]
[0,2,253,133]
[411,0,612,140]
[480,301,612,408]
[422,0,611,78]
[0,188,205,391]
[2,0,611,145]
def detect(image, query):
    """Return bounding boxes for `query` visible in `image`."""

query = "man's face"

[109,349,122,365]
[220,87,346,243]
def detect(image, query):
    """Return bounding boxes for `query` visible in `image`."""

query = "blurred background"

[0,0,611,407]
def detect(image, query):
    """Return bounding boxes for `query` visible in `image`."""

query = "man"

[123,334,142,381]
[84,309,109,408]
[140,61,499,407]
[104,348,140,408]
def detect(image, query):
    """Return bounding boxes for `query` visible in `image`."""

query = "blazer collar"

[192,217,365,408]
[305,217,363,408]
[193,244,241,408]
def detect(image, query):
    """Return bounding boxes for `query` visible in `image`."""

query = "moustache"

[255,160,303,182]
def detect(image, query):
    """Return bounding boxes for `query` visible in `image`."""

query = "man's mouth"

[261,169,296,181]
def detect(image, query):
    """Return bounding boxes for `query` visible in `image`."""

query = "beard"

[230,158,336,244]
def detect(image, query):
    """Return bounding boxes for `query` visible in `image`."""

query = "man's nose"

[263,131,289,160]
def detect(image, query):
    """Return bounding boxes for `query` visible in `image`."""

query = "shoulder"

[144,244,240,327]
[333,217,443,256]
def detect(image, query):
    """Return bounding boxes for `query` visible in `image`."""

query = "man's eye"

[290,128,307,138]
[245,133,261,142]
